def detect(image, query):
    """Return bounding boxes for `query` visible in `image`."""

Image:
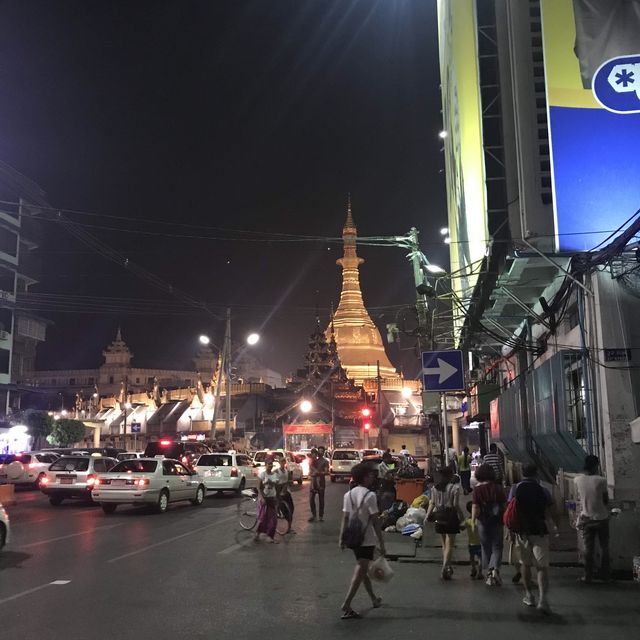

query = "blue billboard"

[542,1,640,252]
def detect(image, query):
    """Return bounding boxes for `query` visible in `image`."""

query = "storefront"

[283,423,332,451]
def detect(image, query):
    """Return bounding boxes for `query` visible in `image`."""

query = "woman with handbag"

[339,463,386,619]
[426,465,463,580]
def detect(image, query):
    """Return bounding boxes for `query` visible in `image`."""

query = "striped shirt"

[483,452,503,481]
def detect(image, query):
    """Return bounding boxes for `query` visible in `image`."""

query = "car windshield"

[50,457,90,472]
[111,460,158,473]
[197,455,232,467]
[333,451,359,461]
[253,452,270,463]
[361,450,378,457]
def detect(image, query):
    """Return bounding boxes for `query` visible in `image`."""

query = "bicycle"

[237,488,290,535]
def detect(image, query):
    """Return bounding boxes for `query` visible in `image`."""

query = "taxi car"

[92,457,206,514]
[40,455,118,505]
[194,451,257,494]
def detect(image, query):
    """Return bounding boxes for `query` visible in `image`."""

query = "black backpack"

[341,490,371,549]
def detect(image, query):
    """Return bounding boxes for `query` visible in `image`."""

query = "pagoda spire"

[328,198,397,384]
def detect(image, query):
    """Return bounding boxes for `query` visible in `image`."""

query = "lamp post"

[199,312,260,444]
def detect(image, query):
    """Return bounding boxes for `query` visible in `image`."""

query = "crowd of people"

[249,444,612,620]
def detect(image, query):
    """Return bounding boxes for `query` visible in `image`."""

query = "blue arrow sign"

[421,350,465,392]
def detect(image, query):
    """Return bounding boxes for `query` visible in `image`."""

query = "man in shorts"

[511,464,558,614]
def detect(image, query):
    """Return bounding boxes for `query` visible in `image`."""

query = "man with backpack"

[507,464,558,614]
[339,463,386,619]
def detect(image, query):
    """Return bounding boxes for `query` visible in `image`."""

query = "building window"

[51,378,57,385]
[0,227,18,257]
[69,378,76,386]
[185,379,192,386]
[0,347,9,374]
[109,376,114,384]
[565,357,586,441]
[136,377,140,384]
[148,377,154,384]
[88,377,94,385]
[0,265,15,297]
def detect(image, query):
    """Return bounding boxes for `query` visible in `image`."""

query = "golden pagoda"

[329,199,398,386]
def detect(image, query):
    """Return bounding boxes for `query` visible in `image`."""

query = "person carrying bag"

[339,463,387,620]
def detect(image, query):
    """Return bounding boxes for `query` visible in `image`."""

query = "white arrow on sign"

[422,358,458,384]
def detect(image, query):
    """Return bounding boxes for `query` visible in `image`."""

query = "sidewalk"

[384,514,580,567]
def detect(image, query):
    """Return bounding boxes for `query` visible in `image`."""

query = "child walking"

[461,502,483,579]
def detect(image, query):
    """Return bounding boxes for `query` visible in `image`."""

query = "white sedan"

[253,450,303,484]
[92,458,206,514]
[194,452,258,494]
[0,452,59,487]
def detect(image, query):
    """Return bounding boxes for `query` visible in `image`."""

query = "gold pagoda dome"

[328,198,398,384]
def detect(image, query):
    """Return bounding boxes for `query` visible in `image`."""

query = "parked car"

[194,452,258,494]
[92,458,206,514]
[0,502,9,553]
[253,449,303,484]
[330,449,361,482]
[0,452,60,487]
[144,439,212,469]
[40,455,118,505]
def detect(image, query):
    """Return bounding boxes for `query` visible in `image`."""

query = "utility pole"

[376,360,382,449]
[408,227,430,352]
[224,307,232,444]
[123,375,128,441]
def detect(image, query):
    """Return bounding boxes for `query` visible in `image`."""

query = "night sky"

[0,0,446,378]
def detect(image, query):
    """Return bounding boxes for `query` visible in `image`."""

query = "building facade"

[0,162,49,415]
[437,0,640,506]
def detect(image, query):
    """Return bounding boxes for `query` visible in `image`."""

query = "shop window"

[0,348,10,374]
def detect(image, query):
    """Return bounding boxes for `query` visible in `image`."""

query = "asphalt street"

[1,482,638,640]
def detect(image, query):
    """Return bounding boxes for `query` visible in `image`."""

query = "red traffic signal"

[361,407,372,418]
[363,422,372,431]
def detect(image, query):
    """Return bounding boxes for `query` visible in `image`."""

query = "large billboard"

[437,0,488,340]
[541,0,640,252]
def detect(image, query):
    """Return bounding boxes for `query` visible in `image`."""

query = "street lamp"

[199,322,260,443]
[425,264,446,274]
[401,387,413,399]
[440,227,449,235]
[246,333,260,346]
[438,130,448,139]
[300,400,313,413]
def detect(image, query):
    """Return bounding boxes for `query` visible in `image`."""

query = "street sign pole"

[441,392,449,466]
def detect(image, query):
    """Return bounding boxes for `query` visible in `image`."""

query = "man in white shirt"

[339,463,386,619]
[574,454,610,583]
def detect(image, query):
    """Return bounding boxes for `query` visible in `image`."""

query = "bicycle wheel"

[276,501,291,535]
[238,496,258,530]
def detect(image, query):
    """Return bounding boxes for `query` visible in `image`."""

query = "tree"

[14,410,54,450]
[47,419,87,446]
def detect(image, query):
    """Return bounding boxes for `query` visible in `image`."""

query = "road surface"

[1,482,638,639]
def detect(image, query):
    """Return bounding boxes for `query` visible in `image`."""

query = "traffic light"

[360,406,373,431]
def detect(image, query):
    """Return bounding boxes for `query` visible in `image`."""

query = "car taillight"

[135,478,149,487]
[181,456,189,464]
[40,476,49,485]
[160,440,171,446]
[86,474,98,486]
[330,465,333,472]
[230,466,238,478]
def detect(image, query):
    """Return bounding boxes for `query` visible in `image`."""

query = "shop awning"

[283,423,332,435]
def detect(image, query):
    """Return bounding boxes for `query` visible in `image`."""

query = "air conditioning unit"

[0,330,9,341]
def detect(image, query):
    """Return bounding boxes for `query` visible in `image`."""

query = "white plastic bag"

[368,555,394,583]
[405,507,427,524]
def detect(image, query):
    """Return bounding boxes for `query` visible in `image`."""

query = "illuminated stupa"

[328,200,398,385]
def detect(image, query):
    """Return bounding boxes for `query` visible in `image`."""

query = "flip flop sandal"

[341,610,362,619]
